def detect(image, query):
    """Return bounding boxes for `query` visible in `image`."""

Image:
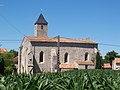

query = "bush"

[4,66,13,74]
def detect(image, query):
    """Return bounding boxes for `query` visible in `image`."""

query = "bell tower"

[34,14,48,36]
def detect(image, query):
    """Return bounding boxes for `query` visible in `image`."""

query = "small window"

[64,53,69,63]
[29,59,32,61]
[41,25,43,29]
[85,53,89,61]
[39,51,44,63]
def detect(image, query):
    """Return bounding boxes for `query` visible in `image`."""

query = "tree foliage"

[9,50,18,57]
[104,50,120,65]
[0,50,18,75]
[0,58,4,75]
[96,52,102,69]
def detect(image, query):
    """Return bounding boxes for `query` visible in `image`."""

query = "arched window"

[64,53,69,63]
[41,25,43,29]
[85,53,89,61]
[39,51,44,63]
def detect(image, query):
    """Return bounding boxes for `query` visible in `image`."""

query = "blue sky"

[0,0,120,56]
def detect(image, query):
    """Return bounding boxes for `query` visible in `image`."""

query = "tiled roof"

[103,63,111,68]
[0,48,7,53]
[13,56,18,64]
[113,58,120,63]
[35,14,48,25]
[75,60,94,65]
[59,60,94,69]
[59,63,77,69]
[24,36,97,44]
[114,58,120,63]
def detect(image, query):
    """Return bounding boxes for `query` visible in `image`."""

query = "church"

[18,13,98,74]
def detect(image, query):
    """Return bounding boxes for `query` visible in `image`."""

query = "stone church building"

[18,14,98,74]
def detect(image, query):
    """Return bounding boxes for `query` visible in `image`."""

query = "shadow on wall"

[33,55,41,73]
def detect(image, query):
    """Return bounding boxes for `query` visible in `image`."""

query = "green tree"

[0,49,18,74]
[0,58,5,75]
[96,52,102,69]
[9,50,18,57]
[104,50,120,65]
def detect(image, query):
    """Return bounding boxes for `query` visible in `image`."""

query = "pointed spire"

[35,14,48,25]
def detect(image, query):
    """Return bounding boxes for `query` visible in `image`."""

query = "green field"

[0,70,120,90]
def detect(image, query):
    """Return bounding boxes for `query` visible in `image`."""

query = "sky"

[0,0,120,56]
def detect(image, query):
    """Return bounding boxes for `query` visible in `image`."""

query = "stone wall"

[31,42,98,72]
[34,24,48,36]
[18,38,34,74]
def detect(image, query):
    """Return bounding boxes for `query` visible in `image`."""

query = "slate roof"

[35,14,48,25]
[24,36,97,44]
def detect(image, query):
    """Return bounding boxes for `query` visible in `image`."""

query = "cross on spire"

[41,9,43,13]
